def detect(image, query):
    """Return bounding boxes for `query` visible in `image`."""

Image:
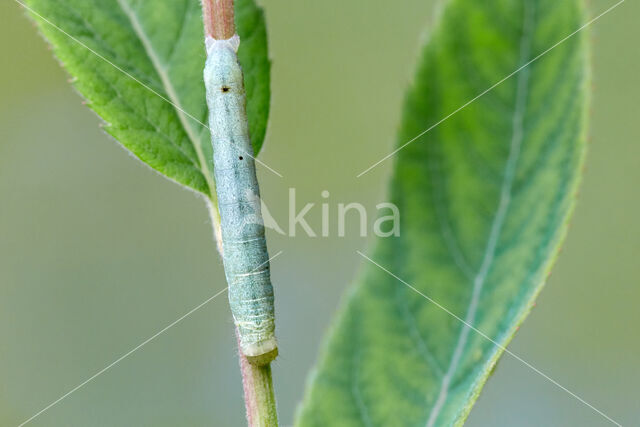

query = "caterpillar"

[203,35,278,365]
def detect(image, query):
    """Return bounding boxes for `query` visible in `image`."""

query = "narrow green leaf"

[298,0,589,425]
[24,0,270,196]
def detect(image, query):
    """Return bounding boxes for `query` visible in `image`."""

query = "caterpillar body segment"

[204,35,277,365]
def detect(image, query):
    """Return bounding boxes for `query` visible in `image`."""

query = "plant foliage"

[24,0,270,197]
[297,0,589,425]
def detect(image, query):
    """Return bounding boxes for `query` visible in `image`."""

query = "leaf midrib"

[116,0,214,197]
[424,3,536,425]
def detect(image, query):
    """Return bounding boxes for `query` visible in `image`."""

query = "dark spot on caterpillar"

[221,86,230,93]
[239,156,244,160]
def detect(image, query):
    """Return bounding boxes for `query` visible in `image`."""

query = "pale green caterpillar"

[204,35,277,365]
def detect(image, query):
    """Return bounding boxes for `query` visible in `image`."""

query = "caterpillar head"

[204,35,244,97]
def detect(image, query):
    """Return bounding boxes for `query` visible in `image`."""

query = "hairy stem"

[238,330,278,427]
[202,0,236,39]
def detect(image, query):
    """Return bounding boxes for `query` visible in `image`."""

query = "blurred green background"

[1,0,638,425]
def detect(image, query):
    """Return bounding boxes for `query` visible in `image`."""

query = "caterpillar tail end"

[242,338,278,366]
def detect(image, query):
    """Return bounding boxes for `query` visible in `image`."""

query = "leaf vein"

[115,0,214,194]
[425,3,536,425]
[165,1,192,65]
[395,284,445,378]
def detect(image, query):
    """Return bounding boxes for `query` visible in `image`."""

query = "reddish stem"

[202,0,236,39]
[237,330,278,426]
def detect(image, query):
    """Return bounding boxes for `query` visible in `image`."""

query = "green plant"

[19,0,614,425]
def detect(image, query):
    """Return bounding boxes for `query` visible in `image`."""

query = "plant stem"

[202,2,279,425]
[238,330,278,427]
[202,0,236,39]
[206,199,224,255]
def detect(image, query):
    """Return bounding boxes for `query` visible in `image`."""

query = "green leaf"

[297,0,589,425]
[24,0,270,196]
